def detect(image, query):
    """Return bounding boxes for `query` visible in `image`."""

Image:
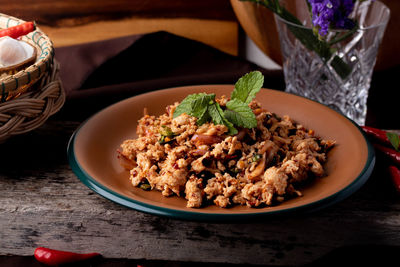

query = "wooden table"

[0,118,399,266]
[1,2,400,265]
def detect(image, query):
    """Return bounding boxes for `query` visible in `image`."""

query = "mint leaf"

[173,93,214,118]
[387,132,400,152]
[231,71,264,104]
[191,93,215,118]
[173,93,202,118]
[196,108,210,126]
[224,99,257,129]
[208,102,238,135]
[194,94,214,126]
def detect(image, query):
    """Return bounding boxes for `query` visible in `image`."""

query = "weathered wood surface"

[0,120,400,266]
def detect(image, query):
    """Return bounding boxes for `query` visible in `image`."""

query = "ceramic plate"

[67,85,375,221]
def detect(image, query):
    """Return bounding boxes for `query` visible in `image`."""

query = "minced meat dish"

[118,96,335,208]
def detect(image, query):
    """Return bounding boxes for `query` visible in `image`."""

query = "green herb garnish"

[231,71,263,104]
[174,93,215,120]
[224,99,258,129]
[208,101,238,135]
[172,71,264,134]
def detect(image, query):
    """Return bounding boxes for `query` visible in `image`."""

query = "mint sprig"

[172,71,264,135]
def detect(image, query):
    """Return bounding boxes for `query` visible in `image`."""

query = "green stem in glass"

[328,23,358,46]
[241,0,354,79]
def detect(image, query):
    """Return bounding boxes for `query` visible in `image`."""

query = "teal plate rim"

[67,87,376,222]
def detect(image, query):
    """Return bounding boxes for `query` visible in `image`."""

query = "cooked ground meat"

[118,97,335,208]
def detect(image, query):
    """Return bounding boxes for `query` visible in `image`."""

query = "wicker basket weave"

[0,60,65,142]
[0,13,65,142]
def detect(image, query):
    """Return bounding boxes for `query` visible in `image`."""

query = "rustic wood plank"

[0,120,400,265]
[0,0,236,27]
[40,18,239,56]
[1,0,239,58]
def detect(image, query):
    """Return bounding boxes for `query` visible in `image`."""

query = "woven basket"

[0,14,65,142]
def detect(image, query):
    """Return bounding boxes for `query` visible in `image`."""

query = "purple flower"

[308,0,356,36]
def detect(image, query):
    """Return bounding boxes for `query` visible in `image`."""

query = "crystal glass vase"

[275,0,390,125]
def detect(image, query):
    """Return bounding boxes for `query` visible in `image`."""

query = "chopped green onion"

[140,183,151,191]
[252,154,262,162]
[159,125,175,137]
[159,125,176,144]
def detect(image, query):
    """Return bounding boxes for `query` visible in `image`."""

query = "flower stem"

[328,24,358,46]
[241,0,353,79]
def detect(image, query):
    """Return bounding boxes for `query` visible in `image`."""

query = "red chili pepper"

[0,21,36,39]
[34,247,100,266]
[389,166,400,193]
[361,126,392,147]
[373,143,400,167]
[224,154,238,160]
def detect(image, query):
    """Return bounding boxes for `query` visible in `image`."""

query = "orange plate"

[67,85,375,221]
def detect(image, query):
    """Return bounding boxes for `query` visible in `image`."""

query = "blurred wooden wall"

[0,0,239,55]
